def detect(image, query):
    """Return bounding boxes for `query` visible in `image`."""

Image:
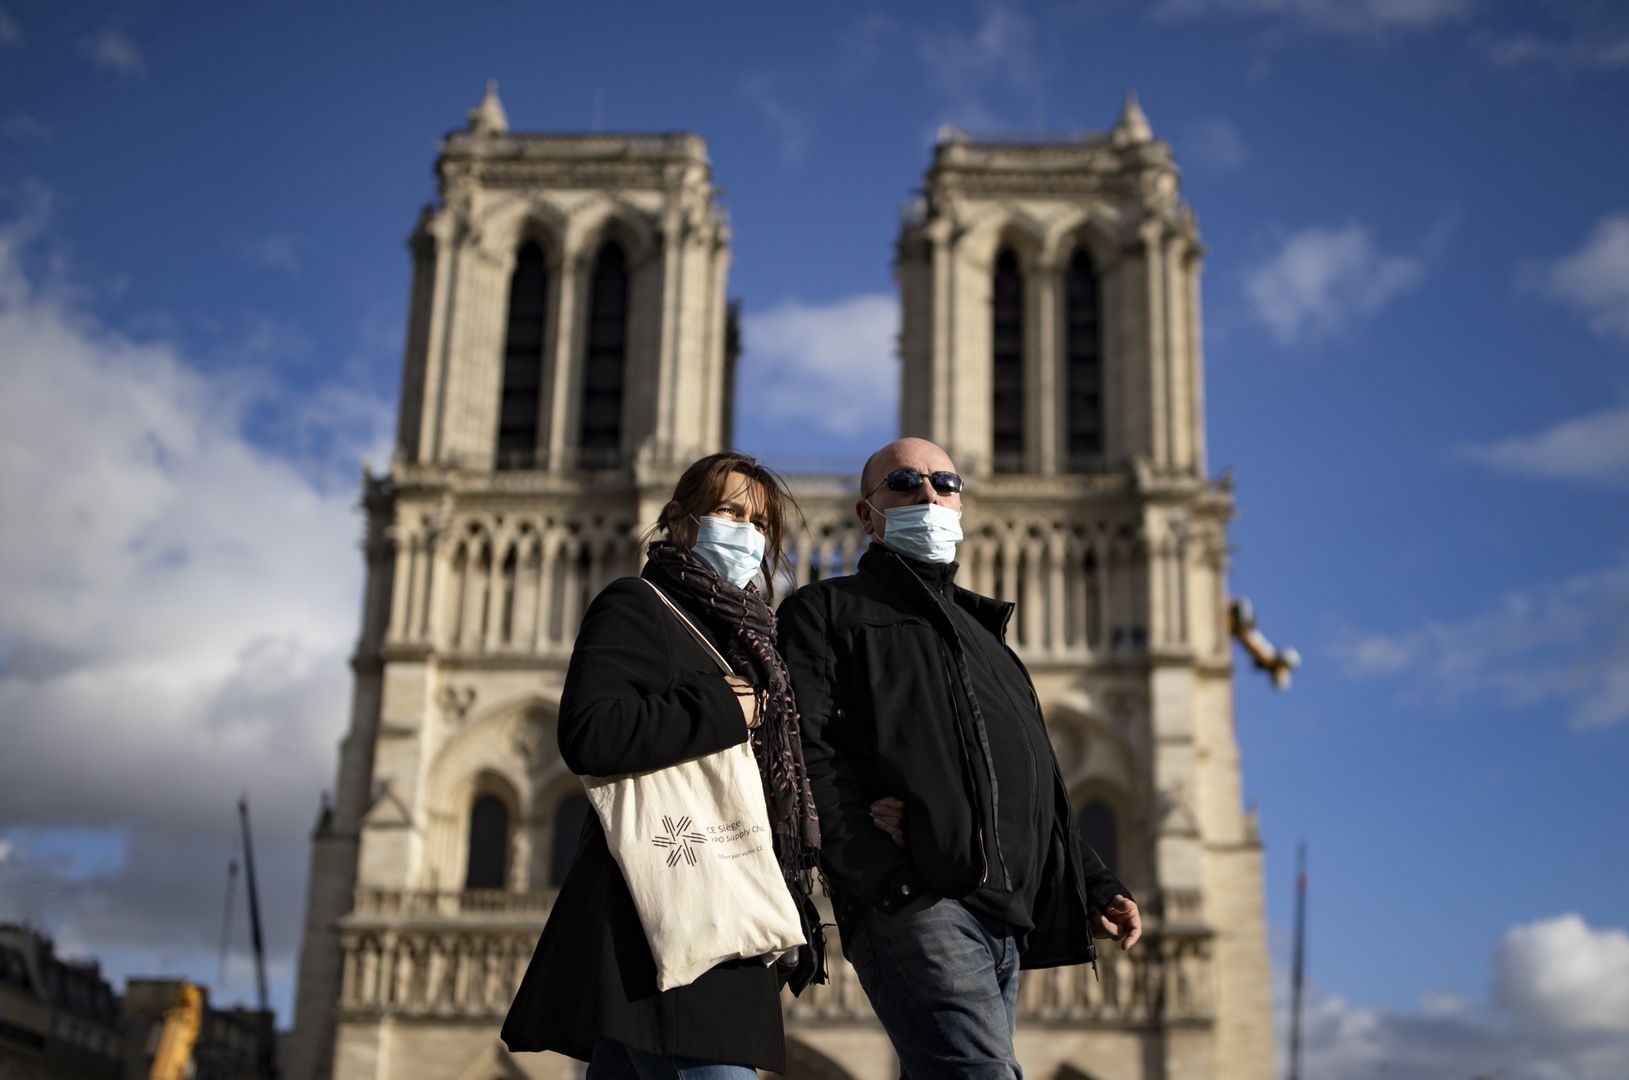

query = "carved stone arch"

[782,1036,859,1080]
[541,522,571,561]
[968,211,1047,275]
[1048,698,1153,891]
[455,768,520,891]
[571,196,659,269]
[510,516,543,562]
[1049,205,1122,275]
[423,695,554,890]
[1043,696,1136,789]
[513,207,568,272]
[453,515,496,555]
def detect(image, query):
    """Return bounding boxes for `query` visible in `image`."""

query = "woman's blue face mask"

[689,514,765,588]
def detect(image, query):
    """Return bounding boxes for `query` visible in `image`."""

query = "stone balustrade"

[338,888,1212,1026]
[376,481,1227,667]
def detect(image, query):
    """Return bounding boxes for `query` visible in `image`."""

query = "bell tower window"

[991,248,1024,473]
[1065,248,1104,468]
[580,241,629,466]
[497,242,547,469]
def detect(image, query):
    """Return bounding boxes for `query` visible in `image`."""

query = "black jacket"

[500,572,788,1073]
[776,545,1129,968]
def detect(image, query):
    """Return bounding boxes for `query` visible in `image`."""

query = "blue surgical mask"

[868,501,963,564]
[690,515,765,589]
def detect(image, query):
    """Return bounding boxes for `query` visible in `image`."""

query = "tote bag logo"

[652,815,709,867]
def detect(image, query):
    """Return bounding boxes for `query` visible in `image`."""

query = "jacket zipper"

[941,637,992,887]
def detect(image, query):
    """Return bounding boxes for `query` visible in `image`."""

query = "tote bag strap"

[641,579,735,677]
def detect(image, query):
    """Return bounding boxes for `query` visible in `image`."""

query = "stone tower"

[886,93,1274,1077]
[285,85,735,1080]
[287,89,1274,1080]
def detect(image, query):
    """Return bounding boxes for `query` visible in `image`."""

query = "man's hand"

[1094,894,1142,951]
[870,796,905,847]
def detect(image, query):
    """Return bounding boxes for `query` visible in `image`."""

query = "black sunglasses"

[867,468,964,498]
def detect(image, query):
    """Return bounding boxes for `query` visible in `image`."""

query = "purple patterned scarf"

[643,542,822,891]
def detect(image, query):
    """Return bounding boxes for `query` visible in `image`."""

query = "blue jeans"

[585,1039,758,1080]
[845,898,1023,1079]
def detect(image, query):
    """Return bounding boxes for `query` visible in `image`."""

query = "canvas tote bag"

[580,579,806,991]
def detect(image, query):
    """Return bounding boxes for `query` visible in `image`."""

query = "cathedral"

[285,85,1275,1080]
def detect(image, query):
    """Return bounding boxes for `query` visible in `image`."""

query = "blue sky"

[1,2,1627,1075]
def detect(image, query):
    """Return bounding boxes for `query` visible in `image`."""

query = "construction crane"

[238,796,278,1079]
[147,800,277,1080]
[1229,597,1300,689]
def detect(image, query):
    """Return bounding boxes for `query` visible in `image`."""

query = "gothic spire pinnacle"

[1112,90,1153,147]
[468,80,508,136]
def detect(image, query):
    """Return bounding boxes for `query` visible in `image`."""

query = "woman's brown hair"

[647,451,800,600]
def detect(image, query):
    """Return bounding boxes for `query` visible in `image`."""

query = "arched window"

[464,794,509,890]
[991,248,1024,473]
[497,242,547,468]
[580,241,629,465]
[551,793,592,886]
[1065,249,1104,468]
[1077,801,1119,877]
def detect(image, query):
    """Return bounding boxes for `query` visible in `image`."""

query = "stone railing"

[349,888,554,921]
[781,941,1195,1027]
[378,470,1226,667]
[786,483,1229,665]
[338,888,1212,1026]
[337,926,537,1018]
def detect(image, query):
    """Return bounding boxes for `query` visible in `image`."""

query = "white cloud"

[1183,117,1247,172]
[237,233,304,274]
[1331,556,1629,728]
[918,1,1037,89]
[1287,915,1629,1078]
[2,113,49,140]
[1454,402,1629,489]
[0,188,391,1020]
[916,2,1038,133]
[740,75,811,166]
[1244,223,1423,344]
[1531,214,1629,341]
[1496,915,1629,1036]
[1476,32,1629,72]
[738,293,897,441]
[0,8,20,46]
[836,12,897,83]
[1155,0,1476,35]
[79,28,144,76]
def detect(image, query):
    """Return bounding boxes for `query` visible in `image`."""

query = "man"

[777,437,1141,1078]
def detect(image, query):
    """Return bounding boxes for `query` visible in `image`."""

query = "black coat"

[776,546,1129,968]
[500,571,788,1073]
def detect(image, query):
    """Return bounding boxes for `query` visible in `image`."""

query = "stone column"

[546,238,583,474]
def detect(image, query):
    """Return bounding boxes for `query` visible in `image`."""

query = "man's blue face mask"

[866,501,963,564]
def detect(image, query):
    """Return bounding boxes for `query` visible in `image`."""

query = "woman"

[501,451,822,1079]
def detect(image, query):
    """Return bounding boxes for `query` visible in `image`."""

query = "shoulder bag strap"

[641,579,735,677]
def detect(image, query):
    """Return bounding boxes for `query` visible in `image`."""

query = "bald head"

[860,438,957,496]
[856,438,963,542]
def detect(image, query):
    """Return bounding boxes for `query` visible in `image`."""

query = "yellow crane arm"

[148,983,203,1080]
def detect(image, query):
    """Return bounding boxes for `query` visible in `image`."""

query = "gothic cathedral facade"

[287,87,1274,1080]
